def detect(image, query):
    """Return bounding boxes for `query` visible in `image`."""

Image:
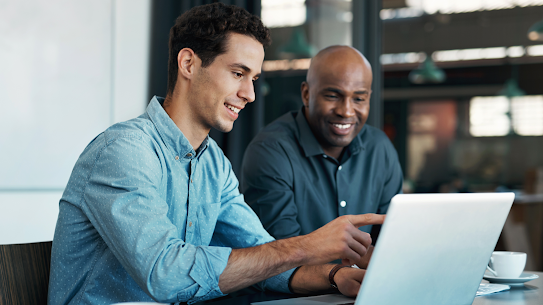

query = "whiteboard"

[0,0,150,244]
[0,0,149,190]
[0,0,112,189]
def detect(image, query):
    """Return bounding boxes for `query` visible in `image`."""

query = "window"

[469,95,543,137]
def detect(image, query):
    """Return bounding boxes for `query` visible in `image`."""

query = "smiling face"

[188,33,265,133]
[302,46,373,159]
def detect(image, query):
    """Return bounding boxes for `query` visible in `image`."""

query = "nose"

[335,98,355,118]
[238,79,256,103]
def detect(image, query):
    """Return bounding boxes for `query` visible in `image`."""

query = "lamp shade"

[497,78,525,98]
[408,57,446,84]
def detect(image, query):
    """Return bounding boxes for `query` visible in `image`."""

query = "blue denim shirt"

[48,97,293,305]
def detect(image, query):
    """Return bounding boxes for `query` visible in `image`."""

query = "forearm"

[289,264,336,294]
[218,237,306,293]
[218,213,384,294]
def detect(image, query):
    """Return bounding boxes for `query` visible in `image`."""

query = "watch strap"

[328,264,351,289]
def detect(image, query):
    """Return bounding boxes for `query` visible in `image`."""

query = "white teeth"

[333,124,352,129]
[226,104,240,114]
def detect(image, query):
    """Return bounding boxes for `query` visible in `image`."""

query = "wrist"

[328,264,351,289]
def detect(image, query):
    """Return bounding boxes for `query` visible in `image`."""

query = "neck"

[163,92,209,150]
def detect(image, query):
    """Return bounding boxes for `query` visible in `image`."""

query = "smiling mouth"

[225,103,241,114]
[332,123,353,129]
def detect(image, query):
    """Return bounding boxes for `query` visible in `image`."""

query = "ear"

[301,81,310,107]
[177,48,197,80]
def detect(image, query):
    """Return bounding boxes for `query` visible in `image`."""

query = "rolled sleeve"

[261,268,295,293]
[185,246,231,302]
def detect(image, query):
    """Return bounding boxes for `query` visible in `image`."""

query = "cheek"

[358,104,370,116]
[311,100,333,115]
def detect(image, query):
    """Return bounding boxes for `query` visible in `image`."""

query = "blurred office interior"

[1,0,542,269]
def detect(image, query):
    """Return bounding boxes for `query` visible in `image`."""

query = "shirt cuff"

[186,245,232,303]
[262,267,296,293]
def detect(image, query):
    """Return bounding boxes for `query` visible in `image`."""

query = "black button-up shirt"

[241,109,403,239]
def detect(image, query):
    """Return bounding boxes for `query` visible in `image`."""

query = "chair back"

[0,241,52,305]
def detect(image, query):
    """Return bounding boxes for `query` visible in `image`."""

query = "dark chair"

[0,241,52,305]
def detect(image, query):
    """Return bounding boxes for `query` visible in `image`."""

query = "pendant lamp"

[408,56,446,84]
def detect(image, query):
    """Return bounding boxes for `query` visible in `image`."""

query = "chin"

[329,137,354,148]
[214,123,234,133]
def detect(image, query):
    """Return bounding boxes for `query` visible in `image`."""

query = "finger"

[346,239,367,260]
[355,245,374,268]
[341,245,362,264]
[336,268,365,297]
[346,213,386,228]
[344,233,370,260]
[350,229,372,249]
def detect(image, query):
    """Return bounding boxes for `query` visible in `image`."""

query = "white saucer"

[483,272,539,286]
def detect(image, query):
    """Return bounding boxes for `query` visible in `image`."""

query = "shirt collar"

[146,96,208,159]
[295,107,324,157]
[294,107,365,158]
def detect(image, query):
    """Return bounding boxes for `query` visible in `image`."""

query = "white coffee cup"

[486,251,526,278]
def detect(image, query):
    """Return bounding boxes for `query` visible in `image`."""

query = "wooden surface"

[0,241,52,305]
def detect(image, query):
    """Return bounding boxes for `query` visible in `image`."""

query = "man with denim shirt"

[48,3,384,305]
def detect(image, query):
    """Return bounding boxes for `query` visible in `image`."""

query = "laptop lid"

[355,192,514,305]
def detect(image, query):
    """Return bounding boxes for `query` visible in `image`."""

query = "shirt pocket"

[197,202,221,245]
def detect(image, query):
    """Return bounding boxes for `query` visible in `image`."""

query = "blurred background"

[1,0,542,269]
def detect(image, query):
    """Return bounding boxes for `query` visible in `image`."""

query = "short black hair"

[167,3,271,94]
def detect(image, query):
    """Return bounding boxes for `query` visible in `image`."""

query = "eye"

[233,71,243,79]
[354,95,369,103]
[324,94,338,100]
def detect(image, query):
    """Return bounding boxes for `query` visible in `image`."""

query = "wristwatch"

[328,264,351,289]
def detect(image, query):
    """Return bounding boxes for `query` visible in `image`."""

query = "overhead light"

[498,78,526,98]
[277,27,317,60]
[528,19,543,41]
[408,57,446,84]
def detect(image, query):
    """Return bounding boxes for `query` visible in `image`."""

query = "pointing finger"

[346,214,386,228]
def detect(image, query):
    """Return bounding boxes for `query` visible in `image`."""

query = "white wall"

[0,0,151,245]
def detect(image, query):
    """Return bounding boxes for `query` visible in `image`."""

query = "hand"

[346,245,374,269]
[334,266,366,297]
[298,214,385,266]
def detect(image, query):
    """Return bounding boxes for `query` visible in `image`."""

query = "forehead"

[213,33,265,73]
[316,61,372,92]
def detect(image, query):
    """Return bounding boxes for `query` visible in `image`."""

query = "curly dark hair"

[167,3,271,95]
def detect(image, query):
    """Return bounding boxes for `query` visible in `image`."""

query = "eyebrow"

[323,88,370,95]
[230,63,261,78]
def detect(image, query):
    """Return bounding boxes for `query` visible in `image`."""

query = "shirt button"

[175,156,179,160]
[338,165,342,170]
[340,200,347,207]
[189,221,192,227]
[186,153,193,157]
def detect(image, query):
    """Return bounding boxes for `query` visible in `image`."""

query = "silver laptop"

[253,192,514,305]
